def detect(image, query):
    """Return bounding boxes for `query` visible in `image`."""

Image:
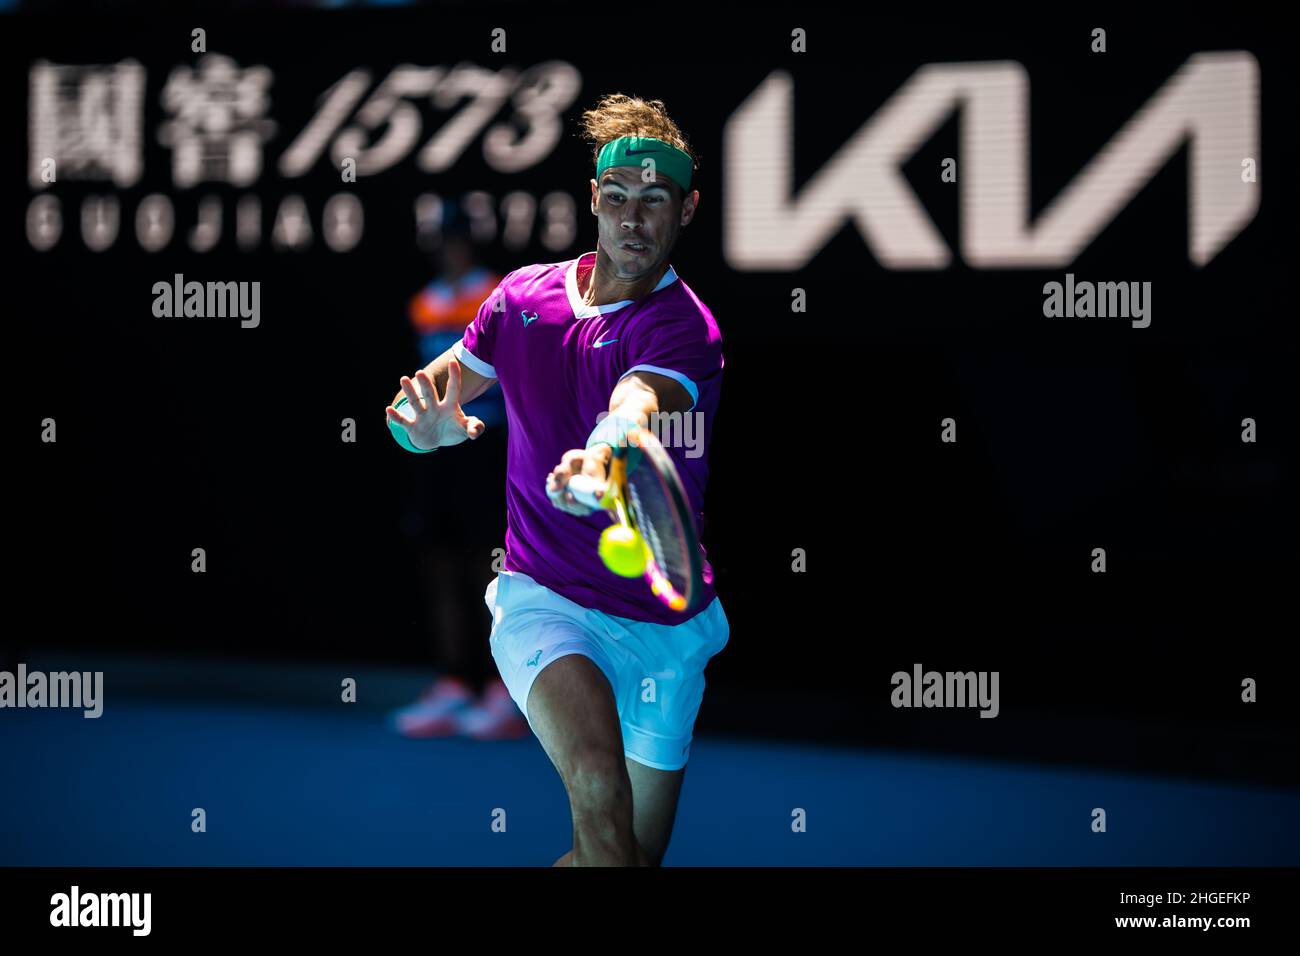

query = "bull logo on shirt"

[520,309,539,327]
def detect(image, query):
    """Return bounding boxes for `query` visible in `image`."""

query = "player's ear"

[680,189,697,227]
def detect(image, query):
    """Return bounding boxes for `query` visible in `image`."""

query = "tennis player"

[385,94,728,866]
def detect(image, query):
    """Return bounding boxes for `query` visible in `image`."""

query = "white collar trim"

[565,250,678,318]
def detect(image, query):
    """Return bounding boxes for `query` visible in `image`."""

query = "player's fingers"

[464,415,485,439]
[399,376,427,414]
[558,449,587,476]
[385,405,415,428]
[546,470,581,510]
[580,453,610,480]
[414,369,440,407]
[546,471,574,510]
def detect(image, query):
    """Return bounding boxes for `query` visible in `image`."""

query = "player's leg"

[525,654,650,866]
[624,758,684,866]
[548,761,679,866]
[608,596,732,865]
[485,571,650,865]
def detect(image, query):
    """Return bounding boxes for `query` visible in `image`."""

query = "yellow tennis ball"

[599,524,648,577]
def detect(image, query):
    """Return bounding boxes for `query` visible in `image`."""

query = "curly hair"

[579,93,698,191]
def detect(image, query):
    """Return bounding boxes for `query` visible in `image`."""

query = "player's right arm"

[385,347,497,451]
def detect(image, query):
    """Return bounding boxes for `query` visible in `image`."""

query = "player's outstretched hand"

[384,359,485,450]
[546,447,610,516]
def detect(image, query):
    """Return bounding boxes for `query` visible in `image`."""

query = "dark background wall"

[8,6,1296,774]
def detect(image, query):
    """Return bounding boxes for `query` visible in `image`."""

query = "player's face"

[592,169,696,276]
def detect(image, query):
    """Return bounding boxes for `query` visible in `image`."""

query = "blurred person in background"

[389,209,526,740]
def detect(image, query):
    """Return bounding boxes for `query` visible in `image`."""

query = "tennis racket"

[562,426,703,613]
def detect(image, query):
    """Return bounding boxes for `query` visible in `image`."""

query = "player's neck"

[582,247,668,307]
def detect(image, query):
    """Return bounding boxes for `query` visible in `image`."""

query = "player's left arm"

[546,371,691,515]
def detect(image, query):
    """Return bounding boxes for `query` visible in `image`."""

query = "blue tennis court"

[3,697,1296,866]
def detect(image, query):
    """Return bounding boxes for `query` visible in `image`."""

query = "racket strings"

[627,470,689,591]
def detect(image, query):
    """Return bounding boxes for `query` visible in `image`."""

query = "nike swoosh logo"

[593,336,618,348]
[521,310,539,326]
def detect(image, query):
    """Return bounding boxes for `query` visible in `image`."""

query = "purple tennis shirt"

[452,249,723,625]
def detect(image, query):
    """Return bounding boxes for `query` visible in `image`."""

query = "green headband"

[596,136,693,193]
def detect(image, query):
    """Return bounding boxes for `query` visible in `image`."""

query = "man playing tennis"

[385,94,728,866]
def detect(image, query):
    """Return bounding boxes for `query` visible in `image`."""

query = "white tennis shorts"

[485,569,730,771]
